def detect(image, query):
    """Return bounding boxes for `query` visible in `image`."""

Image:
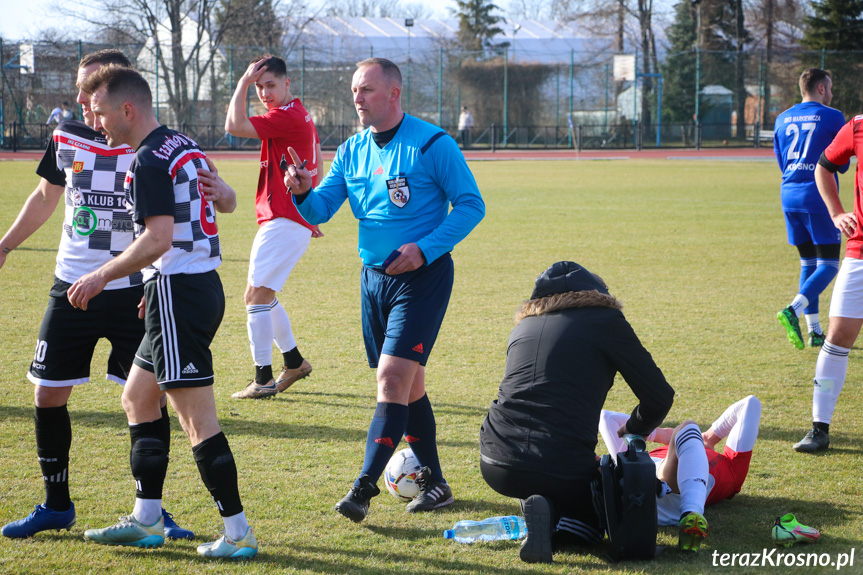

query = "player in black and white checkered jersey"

[71,64,257,560]
[0,50,203,541]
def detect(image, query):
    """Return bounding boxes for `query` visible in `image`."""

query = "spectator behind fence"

[458,106,473,148]
[46,101,74,125]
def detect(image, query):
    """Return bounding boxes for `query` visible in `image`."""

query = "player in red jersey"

[793,114,863,453]
[225,55,321,399]
[600,395,761,551]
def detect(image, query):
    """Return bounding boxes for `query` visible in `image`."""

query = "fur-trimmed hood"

[515,290,622,322]
[517,261,622,322]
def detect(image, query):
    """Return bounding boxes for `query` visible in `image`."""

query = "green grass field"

[0,156,861,574]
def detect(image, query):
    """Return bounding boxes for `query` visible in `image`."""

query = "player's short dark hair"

[81,65,152,109]
[799,68,831,97]
[356,57,402,87]
[79,49,132,69]
[251,54,288,78]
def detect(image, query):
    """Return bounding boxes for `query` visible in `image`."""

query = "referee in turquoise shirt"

[285,57,484,523]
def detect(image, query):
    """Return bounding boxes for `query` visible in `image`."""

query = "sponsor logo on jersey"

[387,177,410,208]
[261,160,268,169]
[152,132,194,161]
[787,163,816,172]
[72,161,85,173]
[72,206,98,236]
[373,166,384,175]
[84,192,124,209]
[70,188,84,207]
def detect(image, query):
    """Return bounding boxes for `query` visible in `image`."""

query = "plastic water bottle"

[443,516,527,543]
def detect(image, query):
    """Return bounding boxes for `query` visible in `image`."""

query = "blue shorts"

[784,211,841,246]
[361,253,454,368]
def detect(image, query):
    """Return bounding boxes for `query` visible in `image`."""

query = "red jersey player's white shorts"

[248,217,312,291]
[829,257,863,319]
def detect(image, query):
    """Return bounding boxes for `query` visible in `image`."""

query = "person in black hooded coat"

[479,261,675,563]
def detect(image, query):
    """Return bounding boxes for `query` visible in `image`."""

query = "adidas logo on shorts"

[182,363,199,374]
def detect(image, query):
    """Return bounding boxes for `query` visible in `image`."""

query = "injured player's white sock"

[675,423,708,517]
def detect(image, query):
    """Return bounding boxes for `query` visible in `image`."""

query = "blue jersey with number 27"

[774,102,847,213]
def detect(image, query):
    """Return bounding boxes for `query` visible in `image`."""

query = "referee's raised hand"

[283,146,312,195]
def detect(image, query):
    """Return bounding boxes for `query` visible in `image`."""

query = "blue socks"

[405,394,445,483]
[800,258,839,315]
[357,402,408,486]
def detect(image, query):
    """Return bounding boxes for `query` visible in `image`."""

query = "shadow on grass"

[0,404,480,448]
[285,390,492,418]
[703,493,860,551]
[285,542,610,573]
[754,425,863,453]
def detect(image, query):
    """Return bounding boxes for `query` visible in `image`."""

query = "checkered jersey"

[35,120,142,289]
[127,126,221,281]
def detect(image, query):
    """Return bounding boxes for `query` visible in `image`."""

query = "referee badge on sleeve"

[387,177,410,208]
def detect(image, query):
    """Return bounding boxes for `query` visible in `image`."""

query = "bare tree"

[52,0,228,124]
[507,0,551,19]
[402,2,436,18]
[323,0,401,17]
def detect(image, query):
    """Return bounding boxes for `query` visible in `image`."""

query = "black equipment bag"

[593,435,658,561]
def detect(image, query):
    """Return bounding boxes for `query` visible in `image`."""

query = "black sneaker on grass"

[406,467,454,512]
[793,428,829,453]
[335,476,380,523]
[520,495,553,563]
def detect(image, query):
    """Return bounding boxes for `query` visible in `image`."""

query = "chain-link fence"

[3,38,862,151]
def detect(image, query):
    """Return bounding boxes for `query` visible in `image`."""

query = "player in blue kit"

[283,58,485,522]
[774,68,848,349]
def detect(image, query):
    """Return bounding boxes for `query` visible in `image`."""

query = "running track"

[0,147,777,162]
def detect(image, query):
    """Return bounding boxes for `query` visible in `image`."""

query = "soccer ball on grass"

[384,448,421,501]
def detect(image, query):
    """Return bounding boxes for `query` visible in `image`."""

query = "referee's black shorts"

[133,271,225,390]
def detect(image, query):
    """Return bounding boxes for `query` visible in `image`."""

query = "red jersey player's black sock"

[255,365,274,385]
[282,347,304,370]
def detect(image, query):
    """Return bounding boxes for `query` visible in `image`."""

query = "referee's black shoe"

[406,467,454,512]
[335,476,380,523]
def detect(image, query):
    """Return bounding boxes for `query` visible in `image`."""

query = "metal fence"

[2,38,862,151]
[1,119,777,152]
